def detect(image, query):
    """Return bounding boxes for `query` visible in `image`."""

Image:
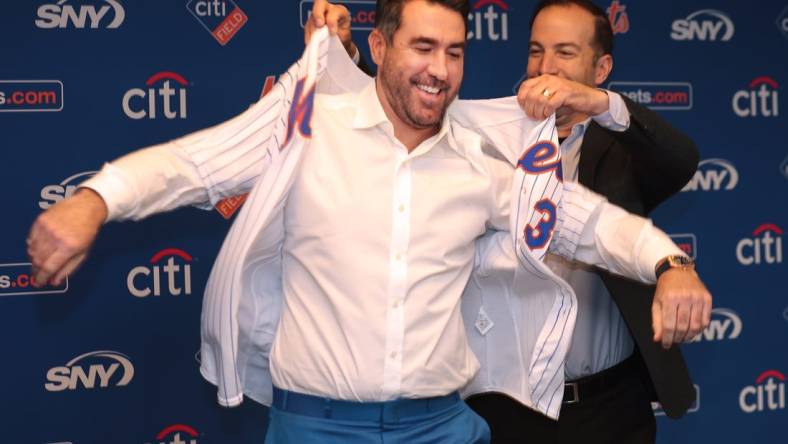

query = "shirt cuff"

[633,223,686,283]
[78,162,138,222]
[591,90,630,132]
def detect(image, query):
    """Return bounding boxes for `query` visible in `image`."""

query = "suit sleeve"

[613,94,699,212]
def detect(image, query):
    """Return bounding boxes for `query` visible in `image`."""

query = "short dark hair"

[529,0,614,58]
[375,0,470,42]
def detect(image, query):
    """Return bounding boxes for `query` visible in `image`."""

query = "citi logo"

[739,370,785,413]
[146,424,201,444]
[736,224,782,266]
[127,248,193,297]
[732,76,779,118]
[45,350,134,392]
[467,0,509,41]
[681,158,738,192]
[39,171,98,209]
[689,308,741,342]
[606,1,629,35]
[187,0,248,46]
[123,72,188,120]
[36,0,125,29]
[671,9,734,41]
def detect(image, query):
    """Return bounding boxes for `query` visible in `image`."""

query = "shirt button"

[398,204,405,213]
[395,253,402,261]
[390,351,398,359]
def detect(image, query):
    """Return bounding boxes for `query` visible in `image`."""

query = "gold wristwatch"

[655,255,695,280]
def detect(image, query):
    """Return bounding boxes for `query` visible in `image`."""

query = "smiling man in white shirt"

[27,1,710,443]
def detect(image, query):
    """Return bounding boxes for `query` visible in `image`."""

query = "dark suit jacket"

[577,95,699,418]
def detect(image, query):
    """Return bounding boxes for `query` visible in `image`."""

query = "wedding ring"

[542,88,551,98]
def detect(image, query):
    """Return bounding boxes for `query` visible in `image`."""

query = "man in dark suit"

[306,1,705,442]
[466,1,701,443]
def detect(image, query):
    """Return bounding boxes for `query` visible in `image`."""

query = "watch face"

[668,255,694,267]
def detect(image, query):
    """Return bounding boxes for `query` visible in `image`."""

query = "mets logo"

[284,78,316,146]
[517,141,563,181]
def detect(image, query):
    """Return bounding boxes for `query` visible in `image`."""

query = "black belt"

[563,354,639,404]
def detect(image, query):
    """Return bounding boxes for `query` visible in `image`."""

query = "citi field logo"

[736,224,782,266]
[300,1,376,31]
[123,72,189,120]
[689,308,741,342]
[36,0,125,29]
[39,171,98,209]
[146,424,201,444]
[467,0,509,41]
[45,350,134,392]
[0,263,68,297]
[606,1,629,35]
[653,384,699,415]
[681,159,738,192]
[127,248,193,297]
[0,80,64,112]
[739,370,785,413]
[671,9,734,41]
[732,77,779,118]
[187,0,247,46]
[669,233,696,259]
[607,82,692,110]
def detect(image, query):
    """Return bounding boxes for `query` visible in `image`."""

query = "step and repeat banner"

[1,1,785,443]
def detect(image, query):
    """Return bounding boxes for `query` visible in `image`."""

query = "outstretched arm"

[553,182,711,349]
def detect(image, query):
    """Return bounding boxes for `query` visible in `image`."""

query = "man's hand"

[27,188,108,287]
[305,0,356,58]
[652,269,712,349]
[517,74,609,120]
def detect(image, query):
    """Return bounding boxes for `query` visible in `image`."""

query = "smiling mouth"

[416,83,441,95]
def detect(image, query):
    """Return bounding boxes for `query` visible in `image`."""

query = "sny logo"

[776,5,788,39]
[739,370,785,413]
[689,308,741,342]
[607,82,692,111]
[669,233,696,259]
[40,171,98,209]
[681,158,738,192]
[606,1,629,35]
[45,350,134,391]
[733,76,779,118]
[0,80,64,112]
[671,9,734,41]
[127,248,193,297]
[467,0,509,41]
[123,72,189,120]
[736,224,782,266]
[36,0,125,29]
[0,263,68,297]
[147,424,201,444]
[187,0,247,46]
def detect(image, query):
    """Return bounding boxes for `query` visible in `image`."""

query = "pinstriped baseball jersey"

[82,29,681,420]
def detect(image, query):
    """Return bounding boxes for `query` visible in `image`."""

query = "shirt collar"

[352,80,459,155]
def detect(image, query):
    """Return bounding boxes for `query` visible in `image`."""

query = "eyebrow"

[529,41,581,51]
[410,36,466,50]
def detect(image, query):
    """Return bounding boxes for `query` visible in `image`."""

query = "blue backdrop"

[1,1,785,443]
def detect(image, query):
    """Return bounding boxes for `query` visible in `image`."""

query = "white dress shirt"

[271,81,508,401]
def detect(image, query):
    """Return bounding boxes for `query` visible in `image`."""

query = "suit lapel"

[577,122,615,189]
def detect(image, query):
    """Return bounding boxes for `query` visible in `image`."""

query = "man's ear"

[369,29,387,66]
[594,54,613,86]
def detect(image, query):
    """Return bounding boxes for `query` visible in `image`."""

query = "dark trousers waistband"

[563,354,640,404]
[272,387,461,422]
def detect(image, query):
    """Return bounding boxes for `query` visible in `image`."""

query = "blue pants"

[264,388,491,444]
